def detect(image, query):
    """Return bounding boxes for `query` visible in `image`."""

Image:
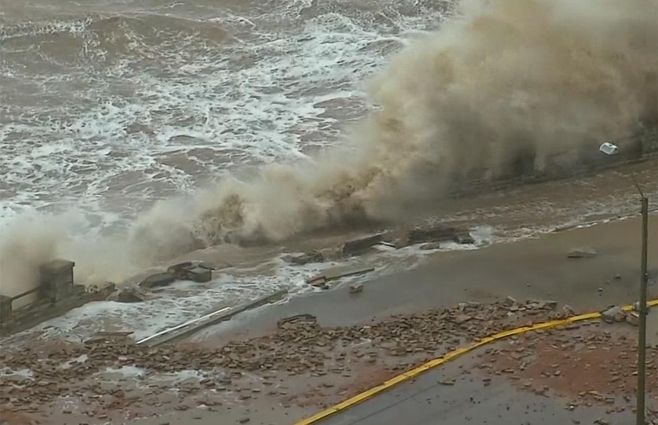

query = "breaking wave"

[131,0,658,255]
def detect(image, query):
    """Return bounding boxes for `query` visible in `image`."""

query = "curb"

[294,299,658,425]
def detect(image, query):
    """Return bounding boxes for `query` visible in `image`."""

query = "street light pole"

[637,195,648,425]
[599,142,649,425]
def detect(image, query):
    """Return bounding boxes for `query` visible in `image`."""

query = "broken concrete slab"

[139,272,175,289]
[306,265,375,286]
[306,275,328,288]
[167,262,214,282]
[137,289,288,346]
[342,234,383,256]
[567,247,597,259]
[408,225,458,244]
[167,262,193,278]
[282,251,324,265]
[113,286,147,303]
[185,266,212,283]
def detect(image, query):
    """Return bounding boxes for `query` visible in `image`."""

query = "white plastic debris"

[599,142,619,155]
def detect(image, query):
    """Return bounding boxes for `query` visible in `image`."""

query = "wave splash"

[132,0,657,254]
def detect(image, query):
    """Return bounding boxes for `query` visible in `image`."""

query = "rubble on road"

[567,247,597,259]
[277,314,318,330]
[3,297,639,419]
[626,312,640,326]
[113,286,148,303]
[349,283,364,294]
[601,306,626,323]
[477,320,658,417]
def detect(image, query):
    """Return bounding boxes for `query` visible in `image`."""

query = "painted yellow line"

[295,301,657,425]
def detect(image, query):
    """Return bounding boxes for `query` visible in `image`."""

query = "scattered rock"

[567,248,597,259]
[139,272,175,289]
[601,306,626,323]
[114,286,147,303]
[239,418,250,424]
[306,275,328,288]
[453,314,473,324]
[562,305,576,316]
[349,283,364,295]
[614,273,622,280]
[527,300,558,310]
[455,233,475,244]
[277,314,318,329]
[503,296,518,306]
[626,312,640,326]
[420,242,442,250]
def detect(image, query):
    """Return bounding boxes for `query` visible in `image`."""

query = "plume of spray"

[131,0,657,255]
[0,211,139,297]
[1,0,656,295]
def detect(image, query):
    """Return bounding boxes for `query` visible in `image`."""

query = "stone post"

[39,259,75,304]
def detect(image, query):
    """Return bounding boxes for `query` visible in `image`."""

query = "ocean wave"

[0,13,229,65]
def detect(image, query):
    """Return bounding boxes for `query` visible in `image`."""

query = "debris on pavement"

[567,248,597,259]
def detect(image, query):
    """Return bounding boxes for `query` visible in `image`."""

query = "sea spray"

[131,0,658,251]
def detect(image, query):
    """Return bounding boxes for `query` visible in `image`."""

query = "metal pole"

[637,196,649,425]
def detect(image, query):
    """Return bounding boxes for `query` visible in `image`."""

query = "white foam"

[102,365,146,378]
[0,367,33,380]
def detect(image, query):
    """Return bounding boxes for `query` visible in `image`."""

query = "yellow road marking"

[295,301,655,425]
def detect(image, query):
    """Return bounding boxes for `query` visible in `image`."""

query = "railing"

[10,286,42,303]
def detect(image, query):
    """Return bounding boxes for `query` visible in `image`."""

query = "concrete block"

[342,234,383,256]
[39,259,75,303]
[167,262,193,279]
[185,266,212,283]
[167,262,214,282]
[140,272,176,289]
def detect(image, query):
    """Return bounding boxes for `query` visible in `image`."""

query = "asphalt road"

[320,352,634,425]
